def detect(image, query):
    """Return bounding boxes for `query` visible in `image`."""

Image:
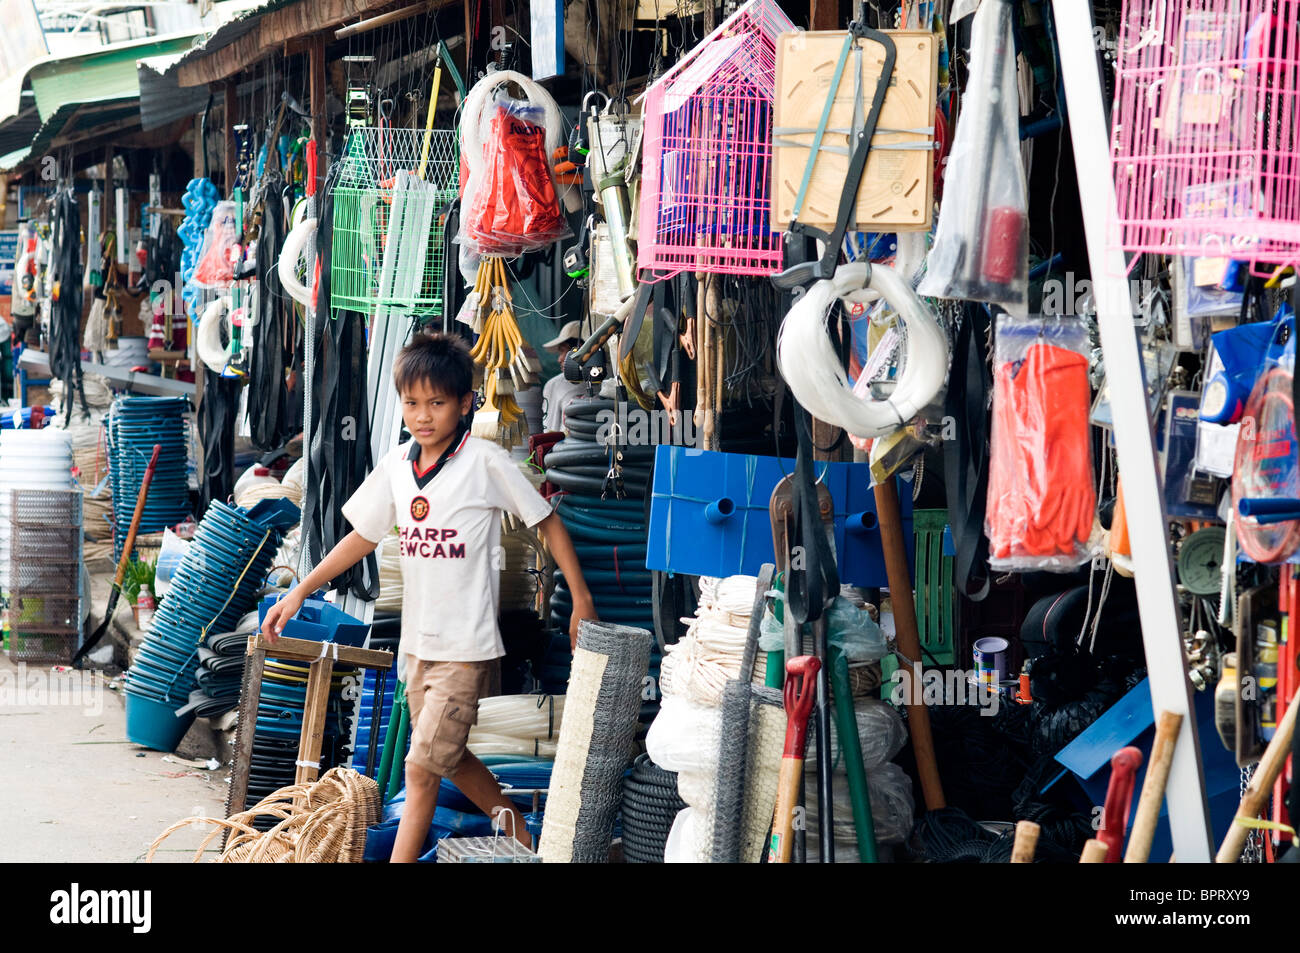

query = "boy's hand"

[568,595,598,651]
[261,591,304,645]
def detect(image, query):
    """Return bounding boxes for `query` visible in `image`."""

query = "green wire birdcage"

[329,126,459,322]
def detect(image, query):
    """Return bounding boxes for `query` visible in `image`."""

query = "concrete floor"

[0,655,229,863]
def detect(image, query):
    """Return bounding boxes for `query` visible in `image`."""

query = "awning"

[137,52,212,132]
[28,34,200,124]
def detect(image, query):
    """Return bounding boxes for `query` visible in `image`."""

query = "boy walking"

[262,332,597,860]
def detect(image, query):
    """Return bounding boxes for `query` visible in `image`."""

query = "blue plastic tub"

[125,691,195,752]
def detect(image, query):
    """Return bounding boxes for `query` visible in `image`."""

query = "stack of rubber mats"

[106,395,191,559]
[174,629,249,719]
[539,619,653,862]
[542,397,661,721]
[124,498,299,751]
[621,753,687,863]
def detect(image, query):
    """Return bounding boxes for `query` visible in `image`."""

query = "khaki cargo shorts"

[404,657,499,778]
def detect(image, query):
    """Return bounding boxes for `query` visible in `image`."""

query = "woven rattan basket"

[148,767,380,863]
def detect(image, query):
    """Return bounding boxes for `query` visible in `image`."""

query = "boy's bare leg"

[451,750,533,849]
[390,761,441,863]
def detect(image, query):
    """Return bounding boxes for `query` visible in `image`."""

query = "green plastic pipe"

[829,645,877,862]
[377,680,409,803]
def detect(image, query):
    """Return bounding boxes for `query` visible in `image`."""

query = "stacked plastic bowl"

[243,661,355,826]
[0,428,74,590]
[107,396,192,559]
[125,498,299,751]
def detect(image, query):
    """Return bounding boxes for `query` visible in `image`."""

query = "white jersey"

[342,429,552,661]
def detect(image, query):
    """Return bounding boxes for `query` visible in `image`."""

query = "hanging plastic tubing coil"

[777,261,949,438]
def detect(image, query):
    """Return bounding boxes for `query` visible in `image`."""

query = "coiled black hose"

[621,754,686,863]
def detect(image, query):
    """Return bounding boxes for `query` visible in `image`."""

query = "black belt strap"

[944,303,992,601]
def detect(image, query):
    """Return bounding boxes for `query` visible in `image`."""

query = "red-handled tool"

[306,139,318,197]
[768,655,822,863]
[72,444,161,667]
[1099,746,1142,862]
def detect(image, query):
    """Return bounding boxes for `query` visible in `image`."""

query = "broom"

[72,444,160,667]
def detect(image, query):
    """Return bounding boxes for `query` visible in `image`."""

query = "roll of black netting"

[621,753,686,863]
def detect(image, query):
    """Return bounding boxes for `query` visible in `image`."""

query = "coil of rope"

[777,261,948,439]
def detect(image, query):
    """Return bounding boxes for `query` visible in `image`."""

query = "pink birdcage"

[636,0,794,281]
[1110,0,1300,268]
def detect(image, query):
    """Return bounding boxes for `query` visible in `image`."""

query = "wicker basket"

[147,767,381,863]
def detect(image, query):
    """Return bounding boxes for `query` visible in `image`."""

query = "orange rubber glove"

[987,342,1095,562]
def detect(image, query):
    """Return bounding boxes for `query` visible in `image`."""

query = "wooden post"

[875,477,945,810]
[810,0,838,30]
[309,34,327,192]
[224,82,237,191]
[295,655,336,786]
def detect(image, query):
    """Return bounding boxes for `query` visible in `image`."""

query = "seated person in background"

[541,320,588,433]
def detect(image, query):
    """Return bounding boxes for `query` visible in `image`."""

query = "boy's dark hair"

[394,331,474,398]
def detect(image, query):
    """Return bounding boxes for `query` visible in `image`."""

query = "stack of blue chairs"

[124,498,299,751]
[107,395,191,559]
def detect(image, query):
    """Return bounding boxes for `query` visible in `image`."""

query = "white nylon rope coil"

[776,261,949,439]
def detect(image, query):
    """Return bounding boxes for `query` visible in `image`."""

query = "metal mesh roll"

[539,620,653,863]
[742,686,787,863]
[709,679,754,862]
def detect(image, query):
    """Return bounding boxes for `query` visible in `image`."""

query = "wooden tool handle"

[113,443,161,587]
[1216,686,1300,862]
[874,479,945,810]
[1080,839,1109,863]
[1011,820,1040,863]
[768,756,804,864]
[1124,710,1183,863]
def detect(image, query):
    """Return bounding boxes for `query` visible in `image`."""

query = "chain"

[1240,763,1264,863]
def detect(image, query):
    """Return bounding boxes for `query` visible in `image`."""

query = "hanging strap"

[944,303,992,600]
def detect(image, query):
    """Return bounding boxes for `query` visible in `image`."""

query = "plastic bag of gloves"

[985,314,1098,570]
[918,0,1028,314]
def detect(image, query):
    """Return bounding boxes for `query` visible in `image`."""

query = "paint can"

[973,636,1009,688]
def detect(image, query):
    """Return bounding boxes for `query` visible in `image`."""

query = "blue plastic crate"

[647,446,912,586]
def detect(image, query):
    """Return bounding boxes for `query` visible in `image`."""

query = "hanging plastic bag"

[190,201,239,288]
[464,99,570,255]
[918,0,1028,314]
[459,71,570,258]
[1232,303,1300,564]
[986,315,1098,570]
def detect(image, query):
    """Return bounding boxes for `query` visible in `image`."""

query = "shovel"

[72,443,161,667]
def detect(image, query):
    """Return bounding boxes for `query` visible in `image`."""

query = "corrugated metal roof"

[161,0,295,76]
[29,34,199,122]
[0,108,41,158]
[138,52,211,132]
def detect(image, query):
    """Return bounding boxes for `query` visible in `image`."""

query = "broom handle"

[114,444,161,588]
[1216,686,1300,863]
[1124,710,1182,862]
[874,478,945,809]
[1080,839,1109,863]
[1011,820,1040,863]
